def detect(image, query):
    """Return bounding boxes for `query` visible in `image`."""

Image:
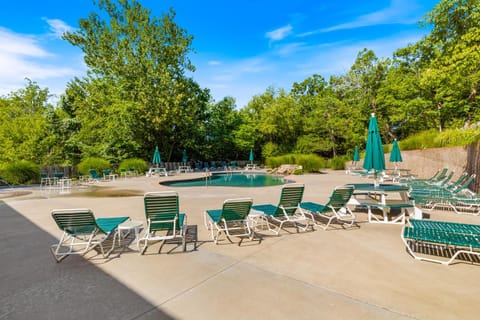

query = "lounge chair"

[410,174,477,213]
[50,208,129,262]
[251,184,313,235]
[204,198,254,245]
[88,169,102,182]
[139,191,187,254]
[401,219,480,265]
[300,185,356,230]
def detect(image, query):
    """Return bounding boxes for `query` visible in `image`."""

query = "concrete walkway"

[1,170,479,319]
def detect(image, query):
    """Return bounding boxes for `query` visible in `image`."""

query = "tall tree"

[62,0,209,162]
[0,81,54,165]
[419,0,480,128]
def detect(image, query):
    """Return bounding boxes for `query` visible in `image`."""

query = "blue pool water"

[160,173,288,187]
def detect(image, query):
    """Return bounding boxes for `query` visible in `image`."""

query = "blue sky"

[0,0,439,108]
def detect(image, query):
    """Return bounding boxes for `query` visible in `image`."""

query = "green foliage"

[77,157,110,175]
[0,80,54,165]
[0,160,40,185]
[398,127,480,150]
[296,154,327,172]
[3,0,480,166]
[397,130,439,150]
[435,128,480,147]
[329,156,350,170]
[62,0,210,163]
[266,154,327,173]
[118,158,148,174]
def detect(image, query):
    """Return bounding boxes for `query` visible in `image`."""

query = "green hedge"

[328,156,350,170]
[265,154,327,173]
[77,157,111,175]
[118,158,148,174]
[0,160,40,185]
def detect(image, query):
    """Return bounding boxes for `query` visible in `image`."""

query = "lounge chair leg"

[140,239,148,255]
[50,245,69,263]
[182,227,187,252]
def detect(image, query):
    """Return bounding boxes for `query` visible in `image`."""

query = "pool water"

[160,173,288,187]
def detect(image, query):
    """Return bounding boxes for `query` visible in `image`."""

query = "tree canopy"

[2,0,480,167]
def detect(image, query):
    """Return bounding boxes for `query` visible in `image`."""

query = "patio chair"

[251,183,313,235]
[139,191,187,254]
[445,172,469,191]
[204,198,254,245]
[88,169,102,182]
[405,168,448,187]
[410,174,477,213]
[401,219,480,265]
[50,208,129,262]
[300,185,356,230]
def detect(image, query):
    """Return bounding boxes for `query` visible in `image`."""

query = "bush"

[265,154,326,173]
[329,156,349,170]
[295,154,327,172]
[118,158,148,174]
[0,160,40,185]
[400,128,480,151]
[77,157,111,175]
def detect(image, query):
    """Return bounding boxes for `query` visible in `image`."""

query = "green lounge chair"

[251,184,312,235]
[50,208,129,262]
[411,174,477,213]
[401,219,480,265]
[300,185,356,230]
[139,191,187,254]
[88,169,102,182]
[204,198,254,245]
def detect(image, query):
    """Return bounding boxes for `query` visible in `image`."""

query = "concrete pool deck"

[1,170,479,319]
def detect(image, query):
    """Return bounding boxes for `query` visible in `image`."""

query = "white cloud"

[265,24,293,41]
[208,60,222,66]
[43,18,75,38]
[0,27,79,98]
[193,30,428,109]
[273,42,307,57]
[299,0,421,36]
[0,27,50,57]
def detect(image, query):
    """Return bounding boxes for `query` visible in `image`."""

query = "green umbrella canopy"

[182,149,188,163]
[363,113,386,171]
[249,149,254,163]
[389,139,403,163]
[152,146,161,167]
[353,146,360,162]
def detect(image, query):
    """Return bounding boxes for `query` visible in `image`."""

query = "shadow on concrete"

[0,202,174,319]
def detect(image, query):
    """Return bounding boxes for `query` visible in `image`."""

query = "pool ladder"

[204,169,212,186]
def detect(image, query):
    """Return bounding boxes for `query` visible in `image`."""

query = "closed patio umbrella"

[249,149,254,164]
[353,146,360,165]
[363,113,385,185]
[389,139,403,169]
[182,149,188,164]
[152,146,161,168]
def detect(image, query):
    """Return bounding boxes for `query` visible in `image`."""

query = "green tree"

[0,80,54,165]
[203,97,241,160]
[419,0,480,128]
[62,0,209,162]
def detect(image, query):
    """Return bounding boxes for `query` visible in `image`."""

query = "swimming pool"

[160,173,288,187]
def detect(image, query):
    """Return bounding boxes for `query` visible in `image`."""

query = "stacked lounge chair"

[402,219,480,265]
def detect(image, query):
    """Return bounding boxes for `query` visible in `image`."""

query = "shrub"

[265,154,326,173]
[0,160,40,185]
[295,154,327,172]
[77,157,110,175]
[400,128,480,151]
[435,128,480,147]
[118,158,148,174]
[329,156,349,170]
